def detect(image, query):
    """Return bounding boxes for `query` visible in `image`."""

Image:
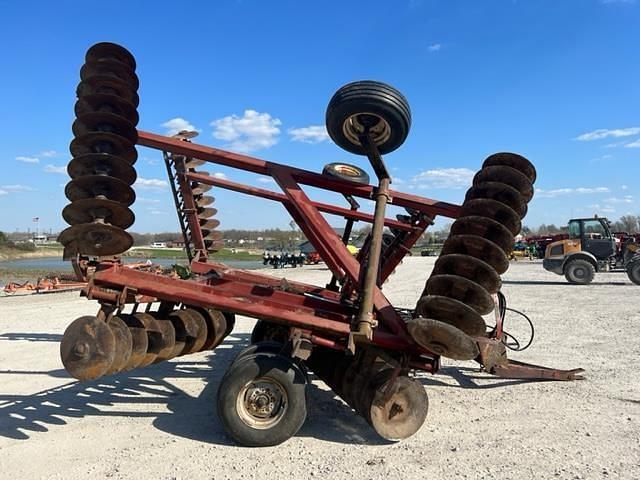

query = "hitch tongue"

[476,337,585,381]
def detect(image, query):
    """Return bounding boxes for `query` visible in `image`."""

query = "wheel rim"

[574,267,586,279]
[236,377,288,429]
[332,164,363,179]
[342,112,391,147]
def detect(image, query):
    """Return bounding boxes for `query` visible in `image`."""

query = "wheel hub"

[237,378,287,429]
[343,112,391,147]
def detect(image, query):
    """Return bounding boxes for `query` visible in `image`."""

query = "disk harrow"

[59,43,583,447]
[59,42,139,258]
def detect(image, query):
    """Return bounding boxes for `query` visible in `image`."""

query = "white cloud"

[211,109,281,152]
[604,196,634,204]
[428,43,442,52]
[257,176,275,184]
[624,139,640,148]
[0,189,7,196]
[575,127,640,141]
[43,164,67,174]
[622,185,628,190]
[162,117,199,136]
[40,150,58,157]
[288,125,329,144]
[535,186,610,198]
[135,178,169,190]
[137,197,161,204]
[16,156,39,164]
[411,168,474,189]
[213,172,227,179]
[0,184,33,192]
[147,208,167,215]
[601,206,616,213]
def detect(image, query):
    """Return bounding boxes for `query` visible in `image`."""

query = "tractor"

[543,217,640,285]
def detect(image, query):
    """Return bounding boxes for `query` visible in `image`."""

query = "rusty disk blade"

[67,153,137,185]
[407,317,480,361]
[181,309,208,354]
[168,309,201,356]
[75,93,139,126]
[77,74,139,107]
[474,166,534,203]
[206,240,225,252]
[70,132,137,164]
[414,295,487,337]
[465,181,527,217]
[341,359,362,408]
[118,314,149,370]
[441,234,510,274]
[198,207,218,219]
[425,274,494,315]
[149,317,177,363]
[196,195,215,207]
[65,175,135,206]
[60,315,115,381]
[200,219,221,230]
[458,198,521,236]
[368,374,429,441]
[105,315,133,374]
[192,183,212,195]
[185,158,206,168]
[58,223,133,257]
[432,254,502,294]
[85,42,137,70]
[194,308,227,350]
[353,364,390,421]
[203,230,224,242]
[483,152,536,183]
[80,59,139,90]
[450,215,514,253]
[63,198,134,229]
[134,312,174,366]
[73,112,138,144]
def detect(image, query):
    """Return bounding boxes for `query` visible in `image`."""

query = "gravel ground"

[0,257,638,480]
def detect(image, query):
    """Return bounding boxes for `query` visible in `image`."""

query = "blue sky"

[1,0,638,234]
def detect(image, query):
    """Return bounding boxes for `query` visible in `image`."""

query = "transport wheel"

[251,320,290,344]
[326,80,411,155]
[231,341,287,364]
[627,257,640,285]
[564,259,595,285]
[217,353,308,447]
[322,162,370,185]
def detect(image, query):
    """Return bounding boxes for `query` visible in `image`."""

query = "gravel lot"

[0,257,638,479]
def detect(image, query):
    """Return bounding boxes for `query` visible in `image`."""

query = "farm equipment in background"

[543,217,640,285]
[57,42,583,447]
[2,275,87,295]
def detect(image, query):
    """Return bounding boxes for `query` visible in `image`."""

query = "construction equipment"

[543,217,640,285]
[58,42,583,447]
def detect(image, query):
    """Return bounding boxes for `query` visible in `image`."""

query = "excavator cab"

[568,218,615,260]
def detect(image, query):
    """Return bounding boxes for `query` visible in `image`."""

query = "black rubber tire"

[564,259,595,285]
[251,320,290,344]
[627,257,640,285]
[322,162,370,185]
[231,341,287,364]
[217,353,308,447]
[326,80,411,155]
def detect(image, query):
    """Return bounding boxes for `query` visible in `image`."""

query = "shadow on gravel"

[0,331,384,446]
[418,366,542,389]
[0,332,63,342]
[502,280,629,286]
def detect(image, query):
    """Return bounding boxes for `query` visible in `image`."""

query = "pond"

[0,257,265,271]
